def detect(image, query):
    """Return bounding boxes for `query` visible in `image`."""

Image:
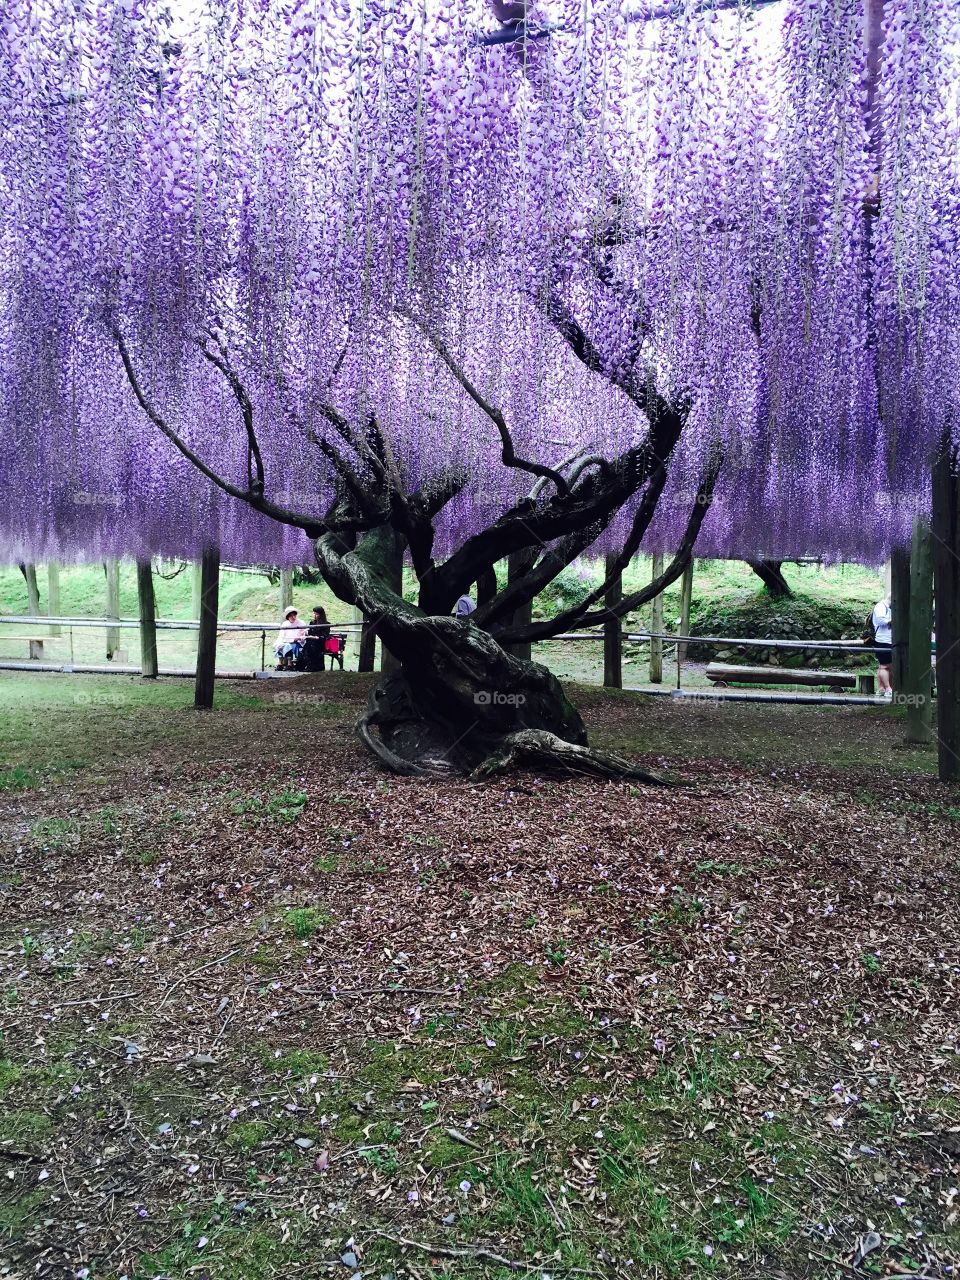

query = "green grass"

[230,789,307,823]
[270,1048,329,1078]
[0,674,278,787]
[0,1058,21,1096]
[226,1120,270,1152]
[0,764,37,791]
[265,789,307,821]
[134,1198,315,1279]
[0,1109,52,1144]
[282,906,331,938]
[28,816,81,852]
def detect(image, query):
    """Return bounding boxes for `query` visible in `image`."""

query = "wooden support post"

[191,561,202,622]
[649,554,664,684]
[890,542,911,694]
[358,612,376,672]
[194,546,220,710]
[137,559,159,679]
[18,562,41,617]
[279,568,293,615]
[47,562,61,636]
[603,553,622,689]
[103,559,121,659]
[507,549,536,662]
[932,447,960,782]
[678,560,694,665]
[904,519,934,744]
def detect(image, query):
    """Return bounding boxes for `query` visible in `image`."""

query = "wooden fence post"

[890,543,911,694]
[103,560,121,659]
[47,562,61,636]
[137,559,159,679]
[191,561,202,621]
[932,447,960,781]
[18,563,41,617]
[279,568,293,615]
[194,546,220,710]
[904,519,934,745]
[678,560,694,665]
[358,610,376,672]
[649,554,664,684]
[603,553,622,689]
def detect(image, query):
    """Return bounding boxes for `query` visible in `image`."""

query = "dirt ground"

[0,670,958,1279]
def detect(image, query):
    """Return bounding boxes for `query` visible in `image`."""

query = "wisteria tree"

[1,0,958,778]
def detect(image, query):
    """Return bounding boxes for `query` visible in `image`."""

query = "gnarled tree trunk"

[316,527,667,782]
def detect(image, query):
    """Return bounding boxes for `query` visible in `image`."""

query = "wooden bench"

[706,662,875,694]
[2,634,46,660]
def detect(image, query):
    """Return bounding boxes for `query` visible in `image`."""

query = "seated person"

[274,607,307,668]
[301,606,330,672]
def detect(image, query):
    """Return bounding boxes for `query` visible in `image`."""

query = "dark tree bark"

[137,559,159,679]
[316,527,666,781]
[506,548,536,661]
[194,545,220,710]
[379,528,405,676]
[890,542,911,693]
[746,559,793,599]
[603,553,622,690]
[475,566,497,607]
[932,446,960,783]
[904,518,933,745]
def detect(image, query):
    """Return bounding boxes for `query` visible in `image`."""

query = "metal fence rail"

[2,614,924,692]
[0,614,363,632]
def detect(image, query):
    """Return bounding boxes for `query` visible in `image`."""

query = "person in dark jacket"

[301,606,330,671]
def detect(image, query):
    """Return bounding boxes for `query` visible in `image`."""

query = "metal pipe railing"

[0,614,362,632]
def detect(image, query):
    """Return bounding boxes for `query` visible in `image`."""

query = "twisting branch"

[421,402,686,616]
[198,333,265,495]
[273,358,392,496]
[481,460,670,631]
[472,523,604,630]
[562,462,719,625]
[396,308,571,498]
[497,458,720,644]
[113,324,328,537]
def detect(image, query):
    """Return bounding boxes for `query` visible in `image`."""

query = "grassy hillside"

[0,557,886,675]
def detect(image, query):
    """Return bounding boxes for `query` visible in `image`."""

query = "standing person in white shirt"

[871,592,893,699]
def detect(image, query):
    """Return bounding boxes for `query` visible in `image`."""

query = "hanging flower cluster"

[0,0,956,567]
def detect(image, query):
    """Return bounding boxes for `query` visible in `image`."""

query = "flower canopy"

[0,0,957,566]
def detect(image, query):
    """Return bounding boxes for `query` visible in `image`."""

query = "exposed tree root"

[323,527,670,784]
[356,676,472,776]
[470,728,672,784]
